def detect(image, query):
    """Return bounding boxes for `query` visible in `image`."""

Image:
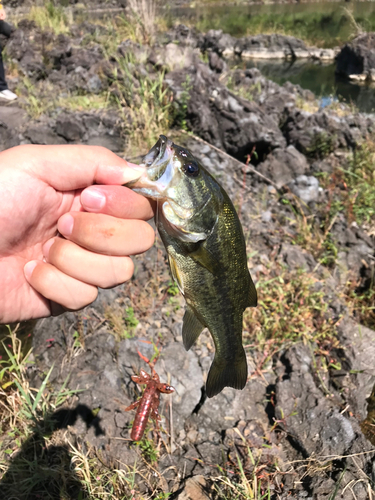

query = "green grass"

[182,3,375,48]
[28,0,71,35]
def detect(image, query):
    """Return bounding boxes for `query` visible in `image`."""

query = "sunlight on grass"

[244,264,339,363]
[28,0,71,35]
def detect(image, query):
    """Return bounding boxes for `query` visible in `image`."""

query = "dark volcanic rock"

[336,32,375,80]
[282,107,374,156]
[56,114,86,142]
[256,145,309,187]
[166,63,286,160]
[26,125,68,145]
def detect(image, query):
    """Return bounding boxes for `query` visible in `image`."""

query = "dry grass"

[127,0,158,44]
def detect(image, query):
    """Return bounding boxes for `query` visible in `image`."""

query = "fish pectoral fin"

[168,254,184,294]
[182,306,205,351]
[189,243,220,274]
[246,275,258,308]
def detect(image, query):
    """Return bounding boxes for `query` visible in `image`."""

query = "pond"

[169,1,375,113]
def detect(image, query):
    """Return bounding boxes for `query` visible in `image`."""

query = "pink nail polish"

[58,214,74,236]
[81,188,106,211]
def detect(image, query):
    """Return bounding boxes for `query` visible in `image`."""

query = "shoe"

[0,89,18,101]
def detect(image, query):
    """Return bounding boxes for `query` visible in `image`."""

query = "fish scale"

[126,136,257,397]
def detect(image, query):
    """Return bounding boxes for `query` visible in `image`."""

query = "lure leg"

[124,400,140,412]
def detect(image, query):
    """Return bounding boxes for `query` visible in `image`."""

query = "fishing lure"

[125,352,174,441]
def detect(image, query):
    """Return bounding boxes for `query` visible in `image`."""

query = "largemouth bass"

[127,136,257,397]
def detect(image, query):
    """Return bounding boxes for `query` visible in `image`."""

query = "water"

[169,1,375,113]
[235,58,375,113]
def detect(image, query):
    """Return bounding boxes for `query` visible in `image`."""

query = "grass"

[28,0,72,35]
[0,326,175,499]
[185,3,375,48]
[243,263,339,366]
[112,54,174,153]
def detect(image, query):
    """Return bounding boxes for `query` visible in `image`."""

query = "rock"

[208,51,227,73]
[202,31,337,61]
[256,145,309,187]
[163,24,203,49]
[86,134,124,152]
[0,106,27,129]
[201,29,238,57]
[282,107,374,156]
[166,63,286,160]
[0,122,20,151]
[148,43,199,72]
[86,74,102,93]
[336,33,375,80]
[288,175,321,204]
[176,476,210,500]
[25,125,68,145]
[236,33,308,60]
[279,243,317,271]
[56,114,86,142]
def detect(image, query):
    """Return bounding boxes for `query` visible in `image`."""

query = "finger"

[44,237,135,289]
[1,144,145,191]
[81,185,155,220]
[58,212,155,255]
[24,261,98,311]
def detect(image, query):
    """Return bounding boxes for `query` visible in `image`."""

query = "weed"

[124,306,139,338]
[316,139,375,227]
[138,436,159,463]
[167,281,179,296]
[244,263,338,363]
[225,73,262,103]
[344,276,375,330]
[127,0,158,45]
[173,74,192,131]
[113,57,173,153]
[305,131,336,159]
[28,0,71,35]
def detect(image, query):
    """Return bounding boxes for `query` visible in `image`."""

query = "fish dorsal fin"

[246,275,258,308]
[189,243,220,275]
[182,306,205,351]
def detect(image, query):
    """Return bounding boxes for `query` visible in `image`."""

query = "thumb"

[5,144,145,191]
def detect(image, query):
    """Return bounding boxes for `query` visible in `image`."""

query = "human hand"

[0,9,6,20]
[0,145,155,324]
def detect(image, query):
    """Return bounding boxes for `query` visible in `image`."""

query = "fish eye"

[183,162,199,177]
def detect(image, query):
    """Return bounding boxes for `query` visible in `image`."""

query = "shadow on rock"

[0,404,104,499]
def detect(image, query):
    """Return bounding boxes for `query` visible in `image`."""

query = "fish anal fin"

[206,349,248,398]
[246,275,257,308]
[189,243,220,274]
[182,306,205,351]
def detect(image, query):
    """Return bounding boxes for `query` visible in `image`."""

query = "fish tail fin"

[206,349,248,398]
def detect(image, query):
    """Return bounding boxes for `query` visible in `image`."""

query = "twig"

[176,130,280,191]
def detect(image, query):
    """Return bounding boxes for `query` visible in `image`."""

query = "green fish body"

[128,136,257,397]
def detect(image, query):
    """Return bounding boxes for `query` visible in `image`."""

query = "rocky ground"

[0,6,375,500]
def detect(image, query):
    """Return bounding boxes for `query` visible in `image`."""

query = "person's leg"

[0,50,8,91]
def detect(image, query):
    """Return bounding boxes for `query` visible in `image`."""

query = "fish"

[126,135,257,397]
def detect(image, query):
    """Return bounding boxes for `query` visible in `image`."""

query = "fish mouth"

[126,135,176,199]
[142,135,174,181]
